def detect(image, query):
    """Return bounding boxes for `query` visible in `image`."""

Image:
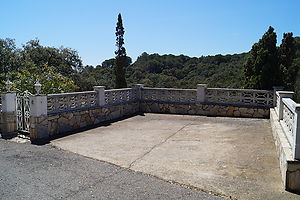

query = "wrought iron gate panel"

[16,92,23,131]
[16,91,31,133]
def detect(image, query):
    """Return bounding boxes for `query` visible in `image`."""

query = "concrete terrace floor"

[52,113,300,200]
[0,140,224,200]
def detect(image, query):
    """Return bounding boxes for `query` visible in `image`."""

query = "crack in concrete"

[170,139,202,142]
[128,122,192,169]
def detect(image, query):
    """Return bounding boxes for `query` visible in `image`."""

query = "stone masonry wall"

[30,102,139,140]
[140,102,270,118]
[270,108,300,192]
[30,100,270,141]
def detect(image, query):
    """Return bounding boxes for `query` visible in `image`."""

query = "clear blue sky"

[1,0,300,66]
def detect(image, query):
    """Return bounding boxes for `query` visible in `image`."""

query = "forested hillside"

[126,53,247,89]
[0,37,299,94]
[76,53,248,90]
[76,37,300,91]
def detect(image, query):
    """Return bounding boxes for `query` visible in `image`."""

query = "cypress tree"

[244,26,280,89]
[114,13,128,88]
[278,32,297,90]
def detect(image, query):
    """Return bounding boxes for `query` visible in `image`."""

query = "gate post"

[29,94,48,140]
[0,91,17,138]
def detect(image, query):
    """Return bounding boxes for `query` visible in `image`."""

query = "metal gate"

[16,91,31,133]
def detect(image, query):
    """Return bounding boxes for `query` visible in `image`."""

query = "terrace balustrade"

[3,83,299,159]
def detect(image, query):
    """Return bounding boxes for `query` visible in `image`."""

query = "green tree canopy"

[279,32,297,90]
[22,39,83,76]
[244,26,280,89]
[0,38,82,93]
[0,38,22,81]
[8,64,78,94]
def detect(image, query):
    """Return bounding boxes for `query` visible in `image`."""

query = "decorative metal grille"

[16,90,31,132]
[105,88,138,105]
[206,88,274,107]
[141,88,197,103]
[47,91,97,113]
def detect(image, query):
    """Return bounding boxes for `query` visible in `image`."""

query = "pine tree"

[278,32,297,90]
[244,26,280,89]
[114,13,128,88]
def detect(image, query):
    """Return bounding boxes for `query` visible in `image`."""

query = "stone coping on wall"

[270,109,300,192]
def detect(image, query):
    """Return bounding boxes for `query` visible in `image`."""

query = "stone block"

[258,109,266,115]
[48,115,59,121]
[4,112,16,122]
[210,105,219,115]
[218,106,228,116]
[38,117,48,125]
[226,106,235,116]
[49,122,58,136]
[286,165,300,192]
[1,112,17,137]
[59,124,72,133]
[233,110,241,117]
[58,117,69,126]
[110,110,121,120]
[36,125,49,139]
[188,108,196,115]
[202,104,210,111]
[161,105,170,113]
[67,113,74,119]
[150,103,160,113]
[239,107,248,115]
[253,111,264,118]
[246,108,255,115]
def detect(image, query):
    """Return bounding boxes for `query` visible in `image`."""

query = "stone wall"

[270,109,300,192]
[30,102,139,140]
[27,86,276,140]
[140,101,270,118]
[29,99,271,141]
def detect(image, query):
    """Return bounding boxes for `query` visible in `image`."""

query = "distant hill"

[126,36,300,90]
[126,52,247,89]
[75,37,300,92]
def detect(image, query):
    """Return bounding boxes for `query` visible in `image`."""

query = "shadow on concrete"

[31,112,145,146]
[0,132,18,140]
